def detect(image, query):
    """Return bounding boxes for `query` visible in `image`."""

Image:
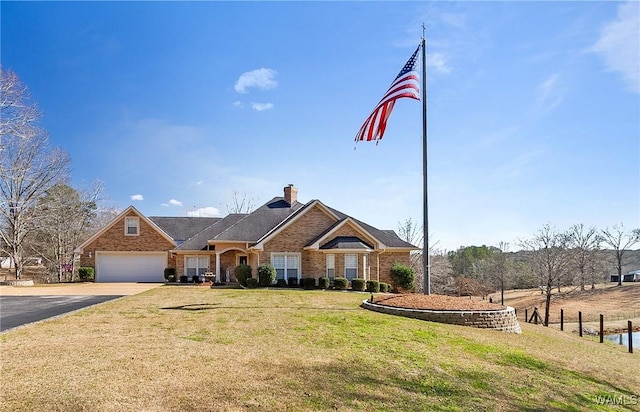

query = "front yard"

[1,287,638,411]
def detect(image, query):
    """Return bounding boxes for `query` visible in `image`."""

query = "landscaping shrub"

[351,278,366,291]
[78,267,94,281]
[192,275,201,284]
[258,264,276,286]
[390,263,415,291]
[318,277,330,289]
[379,282,389,293]
[179,275,188,283]
[366,280,380,293]
[301,277,316,290]
[333,277,348,290]
[287,277,298,287]
[276,278,287,288]
[246,278,258,288]
[234,264,252,287]
[163,268,176,282]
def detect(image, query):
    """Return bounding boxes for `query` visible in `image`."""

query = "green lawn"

[1,287,638,411]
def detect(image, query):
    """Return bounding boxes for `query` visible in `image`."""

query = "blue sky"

[2,1,638,251]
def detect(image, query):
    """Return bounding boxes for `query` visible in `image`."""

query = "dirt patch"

[373,294,506,311]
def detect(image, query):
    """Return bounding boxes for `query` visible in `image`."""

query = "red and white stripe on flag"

[355,45,421,144]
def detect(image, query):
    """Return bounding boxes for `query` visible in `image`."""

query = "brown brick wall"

[79,211,175,268]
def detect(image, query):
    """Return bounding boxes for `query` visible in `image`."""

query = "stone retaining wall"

[362,300,522,333]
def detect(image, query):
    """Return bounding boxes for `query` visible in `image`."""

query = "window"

[345,254,358,280]
[326,254,335,279]
[125,217,139,236]
[271,253,300,281]
[186,256,209,277]
[238,256,248,265]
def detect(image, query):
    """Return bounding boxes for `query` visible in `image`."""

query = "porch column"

[215,252,221,283]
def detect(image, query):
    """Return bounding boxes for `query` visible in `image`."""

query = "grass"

[1,287,639,411]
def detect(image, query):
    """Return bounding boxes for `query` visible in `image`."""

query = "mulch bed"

[373,294,507,311]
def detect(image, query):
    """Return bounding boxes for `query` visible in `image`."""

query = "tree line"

[399,218,639,324]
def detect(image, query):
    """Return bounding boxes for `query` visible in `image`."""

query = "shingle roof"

[175,214,247,250]
[320,236,374,250]
[324,206,417,248]
[149,217,220,243]
[211,197,304,242]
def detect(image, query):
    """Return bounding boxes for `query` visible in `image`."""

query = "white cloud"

[234,68,278,93]
[233,101,244,108]
[251,102,274,111]
[187,206,221,217]
[161,199,183,207]
[591,1,640,93]
[130,194,144,201]
[536,73,564,111]
[428,52,452,75]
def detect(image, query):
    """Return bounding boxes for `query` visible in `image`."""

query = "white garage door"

[96,252,166,283]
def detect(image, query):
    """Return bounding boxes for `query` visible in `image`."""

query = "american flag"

[355,45,421,144]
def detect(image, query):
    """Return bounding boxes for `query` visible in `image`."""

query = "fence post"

[629,321,633,354]
[599,314,604,343]
[579,311,583,337]
[560,309,564,331]
[525,308,528,323]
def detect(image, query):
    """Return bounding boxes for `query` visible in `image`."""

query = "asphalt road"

[0,295,123,332]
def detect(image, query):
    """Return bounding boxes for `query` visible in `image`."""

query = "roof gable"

[210,197,304,243]
[304,217,383,250]
[75,206,176,252]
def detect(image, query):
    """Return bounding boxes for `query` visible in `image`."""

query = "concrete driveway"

[0,283,161,332]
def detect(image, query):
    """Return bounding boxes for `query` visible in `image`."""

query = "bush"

[234,264,252,287]
[318,277,330,289]
[258,264,277,286]
[366,280,380,293]
[246,278,258,288]
[351,278,366,291]
[78,267,94,281]
[192,275,202,284]
[276,278,287,288]
[301,277,316,290]
[390,263,415,291]
[333,277,348,290]
[179,275,188,283]
[287,277,298,287]
[163,268,176,282]
[379,282,389,293]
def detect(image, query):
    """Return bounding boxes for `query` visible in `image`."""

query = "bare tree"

[520,224,571,326]
[0,68,70,279]
[600,224,640,286]
[30,183,99,282]
[568,224,600,291]
[397,218,423,278]
[226,190,257,214]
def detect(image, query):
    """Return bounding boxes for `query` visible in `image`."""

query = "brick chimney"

[283,184,297,205]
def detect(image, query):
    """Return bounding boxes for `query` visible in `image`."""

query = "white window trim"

[184,255,210,278]
[326,254,335,278]
[124,217,140,236]
[344,254,358,279]
[270,252,301,282]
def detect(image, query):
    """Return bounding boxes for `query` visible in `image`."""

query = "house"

[75,185,418,284]
[624,270,640,282]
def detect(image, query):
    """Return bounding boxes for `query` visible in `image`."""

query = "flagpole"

[421,26,431,295]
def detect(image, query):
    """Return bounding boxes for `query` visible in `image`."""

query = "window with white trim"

[125,217,139,236]
[271,253,300,281]
[345,254,358,280]
[186,256,209,278]
[326,254,335,279]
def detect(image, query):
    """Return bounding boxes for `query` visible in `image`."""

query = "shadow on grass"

[160,303,360,311]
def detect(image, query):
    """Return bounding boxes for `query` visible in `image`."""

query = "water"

[603,331,639,346]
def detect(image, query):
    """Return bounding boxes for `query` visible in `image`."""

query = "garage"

[95,252,167,282]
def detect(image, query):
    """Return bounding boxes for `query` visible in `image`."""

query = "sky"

[1,1,639,252]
